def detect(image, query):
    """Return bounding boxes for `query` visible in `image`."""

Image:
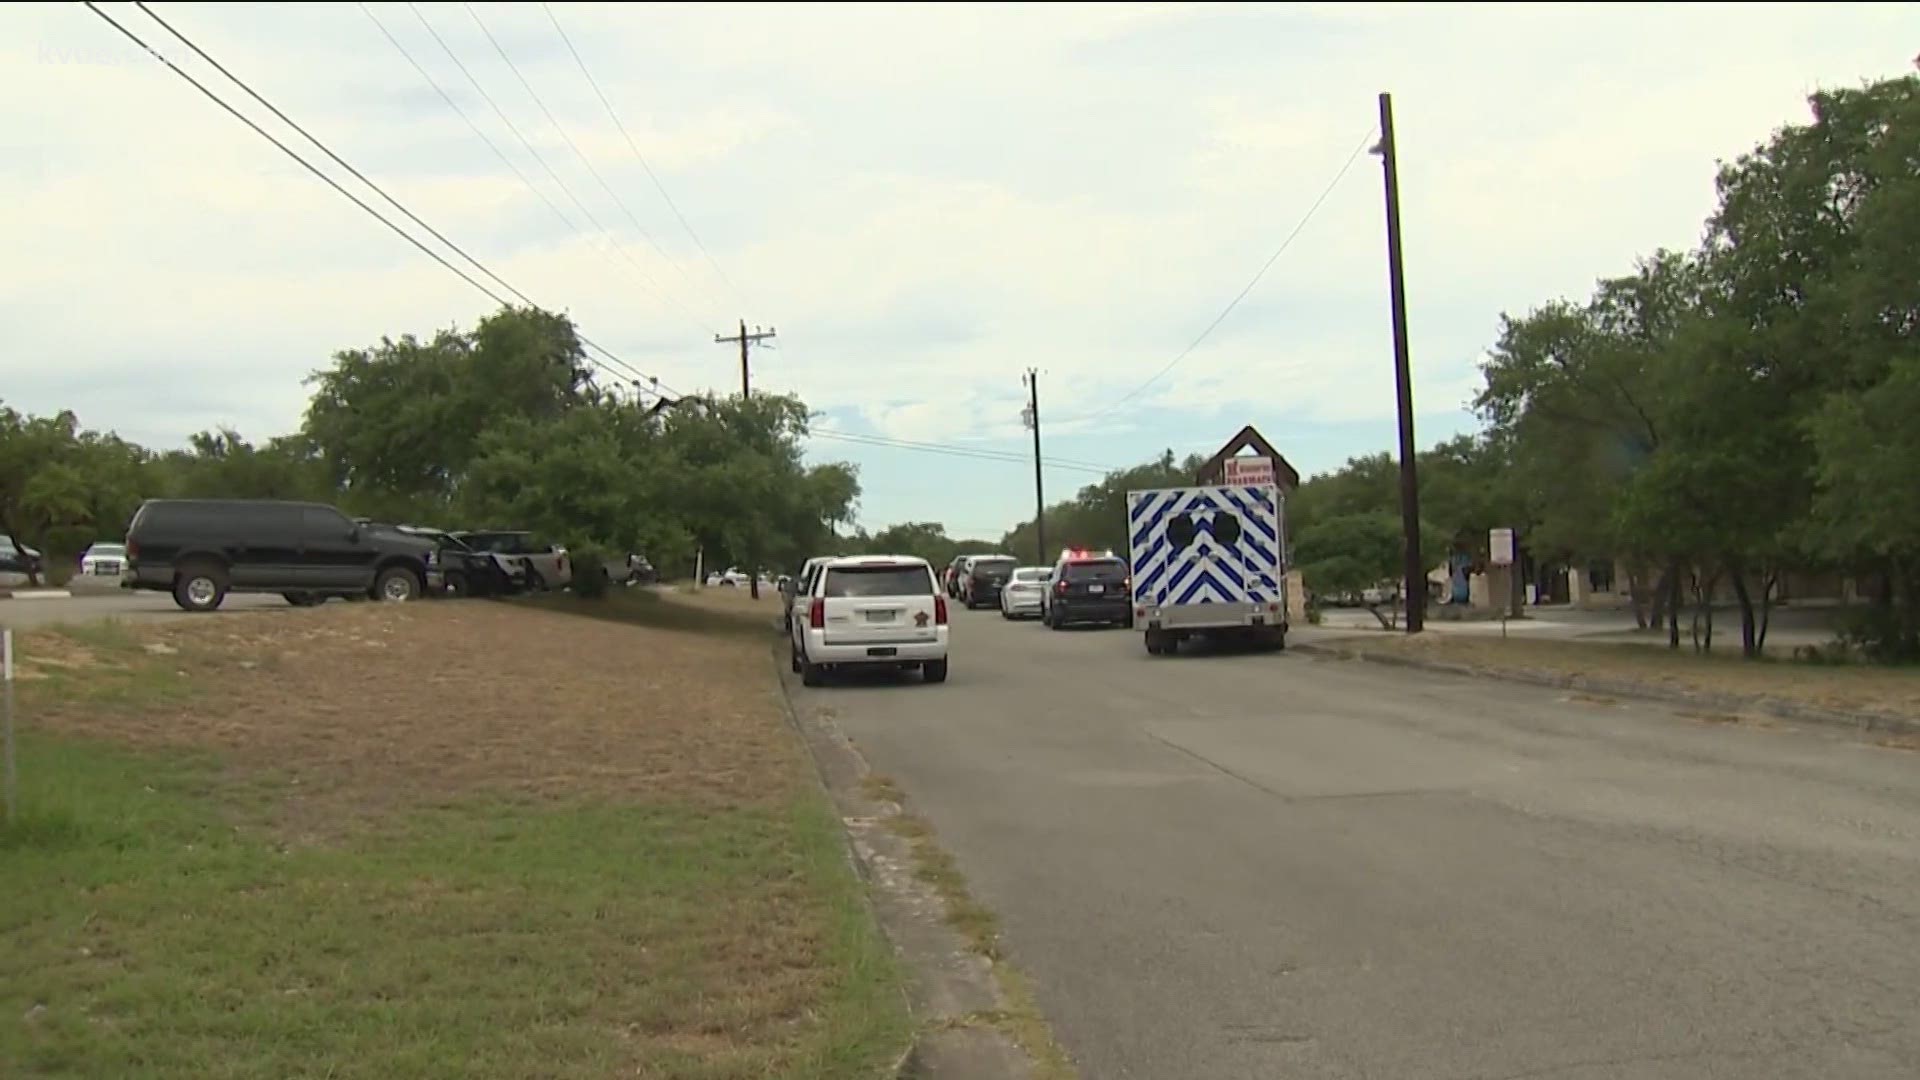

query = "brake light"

[808,598,825,629]
[125,540,140,561]
[1056,579,1069,594]
[934,596,948,626]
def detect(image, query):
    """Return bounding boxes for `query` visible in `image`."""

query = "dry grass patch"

[1334,634,1920,722]
[1,597,908,1079]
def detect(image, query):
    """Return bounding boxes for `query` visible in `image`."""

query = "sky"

[3,3,1912,539]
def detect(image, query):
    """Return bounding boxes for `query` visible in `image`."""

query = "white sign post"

[1223,456,1276,487]
[1489,528,1516,638]
[3,629,14,826]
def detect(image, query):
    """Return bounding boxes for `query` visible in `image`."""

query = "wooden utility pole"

[714,320,776,398]
[1373,91,1424,634]
[1022,370,1047,564]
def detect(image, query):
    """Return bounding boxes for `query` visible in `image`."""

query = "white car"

[999,566,1050,619]
[705,567,753,588]
[80,542,127,576]
[790,555,949,686]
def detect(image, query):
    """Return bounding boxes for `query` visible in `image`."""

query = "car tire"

[374,565,423,603]
[790,643,803,674]
[282,591,323,607]
[923,658,949,684]
[172,562,229,612]
[801,659,825,687]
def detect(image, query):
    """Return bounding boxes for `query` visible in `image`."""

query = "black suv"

[123,499,440,611]
[961,555,1017,609]
[1042,555,1133,629]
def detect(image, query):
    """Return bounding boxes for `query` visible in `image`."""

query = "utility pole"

[1373,91,1424,634]
[714,320,776,398]
[1021,370,1047,564]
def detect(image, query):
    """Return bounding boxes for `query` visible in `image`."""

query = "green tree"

[1293,512,1448,628]
[302,306,592,507]
[0,406,148,584]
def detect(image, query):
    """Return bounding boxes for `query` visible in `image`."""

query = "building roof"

[1194,425,1301,491]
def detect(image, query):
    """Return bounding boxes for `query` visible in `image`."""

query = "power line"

[541,1,750,308]
[806,429,1116,476]
[810,426,1116,472]
[87,2,666,397]
[1059,127,1378,424]
[83,3,504,303]
[402,1,710,335]
[463,2,708,308]
[135,2,533,311]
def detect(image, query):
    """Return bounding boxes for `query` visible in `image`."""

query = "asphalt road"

[800,608,1920,1080]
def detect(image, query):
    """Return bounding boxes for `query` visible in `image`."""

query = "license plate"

[1087,584,1105,594]
[864,609,895,623]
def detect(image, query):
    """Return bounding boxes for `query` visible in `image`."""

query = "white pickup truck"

[1126,483,1288,656]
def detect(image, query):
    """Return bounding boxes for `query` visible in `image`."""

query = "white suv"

[790,555,949,686]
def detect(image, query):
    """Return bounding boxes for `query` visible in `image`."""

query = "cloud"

[1,1,1911,534]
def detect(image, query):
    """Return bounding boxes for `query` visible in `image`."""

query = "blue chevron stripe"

[1131,497,1180,551]
[1209,550,1245,590]
[1221,488,1280,547]
[1175,568,1233,606]
[1128,491,1164,525]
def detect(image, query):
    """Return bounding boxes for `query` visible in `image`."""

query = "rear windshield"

[1012,568,1048,583]
[824,565,936,598]
[969,558,1016,576]
[1064,560,1127,582]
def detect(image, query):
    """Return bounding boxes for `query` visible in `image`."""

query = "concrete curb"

[0,589,72,601]
[765,637,1032,1080]
[1293,641,1920,739]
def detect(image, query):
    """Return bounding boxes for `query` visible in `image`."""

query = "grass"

[1,601,911,1079]
[529,585,780,640]
[1327,634,1920,720]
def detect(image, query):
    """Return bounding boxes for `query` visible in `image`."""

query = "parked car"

[122,499,441,611]
[790,554,948,686]
[367,525,512,597]
[79,542,127,576]
[451,531,571,591]
[705,567,753,588]
[0,534,42,577]
[999,566,1050,620]
[624,554,659,585]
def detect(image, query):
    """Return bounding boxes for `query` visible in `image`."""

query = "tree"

[1293,512,1449,628]
[151,429,336,505]
[0,405,147,584]
[645,393,859,598]
[1708,70,1920,658]
[998,450,1202,561]
[302,306,592,507]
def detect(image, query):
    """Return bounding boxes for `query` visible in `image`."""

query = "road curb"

[1293,641,1920,739]
[0,589,72,601]
[766,639,1034,1080]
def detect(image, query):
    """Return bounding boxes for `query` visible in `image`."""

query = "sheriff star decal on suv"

[914,611,930,628]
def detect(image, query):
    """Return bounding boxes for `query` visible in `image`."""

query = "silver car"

[999,566,1051,620]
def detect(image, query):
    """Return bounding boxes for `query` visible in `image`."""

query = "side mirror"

[348,525,362,542]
